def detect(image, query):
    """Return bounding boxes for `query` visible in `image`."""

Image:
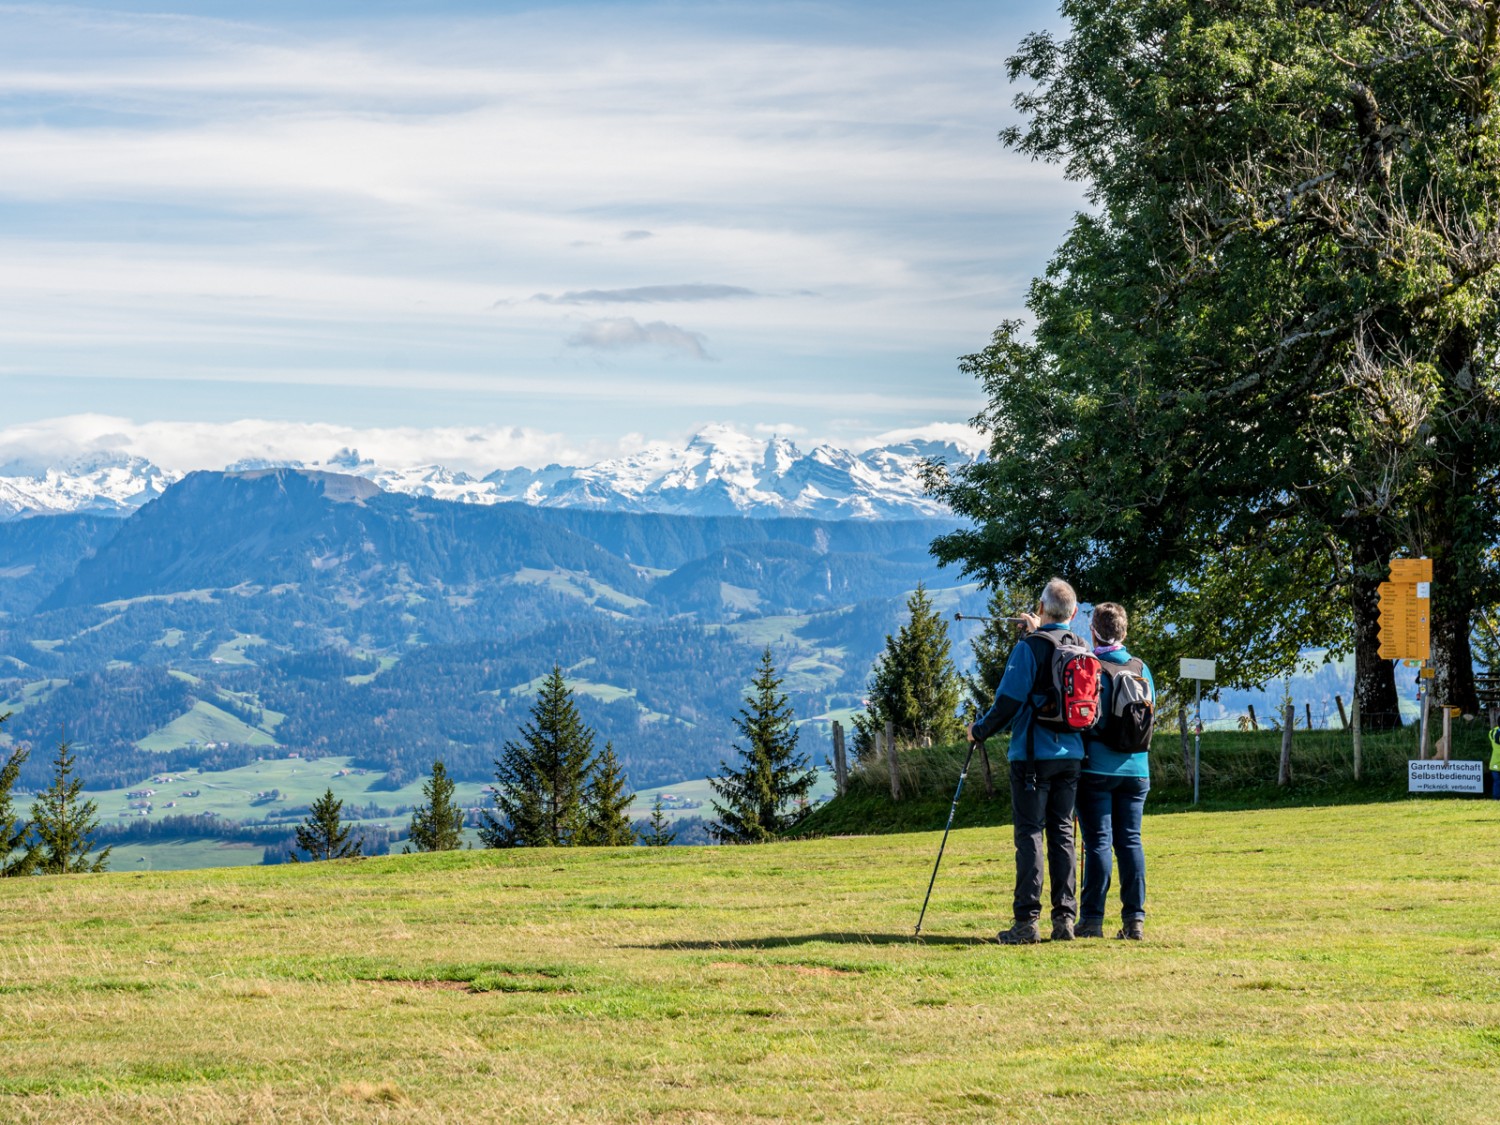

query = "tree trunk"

[1430,543,1479,714]
[1350,523,1402,729]
[1427,327,1481,716]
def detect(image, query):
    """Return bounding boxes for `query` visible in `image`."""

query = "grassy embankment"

[793,722,1493,837]
[1,800,1498,1123]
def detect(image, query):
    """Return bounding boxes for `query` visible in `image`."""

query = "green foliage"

[641,797,677,847]
[928,0,1500,715]
[0,714,38,877]
[579,742,636,847]
[852,585,964,756]
[711,648,817,843]
[294,788,361,862]
[406,760,465,853]
[480,667,595,848]
[30,736,109,874]
[964,588,1025,713]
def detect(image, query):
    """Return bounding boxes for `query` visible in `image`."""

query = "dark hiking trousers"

[1077,774,1149,924]
[1008,759,1081,924]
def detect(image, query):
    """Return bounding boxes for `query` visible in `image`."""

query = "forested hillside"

[0,469,975,795]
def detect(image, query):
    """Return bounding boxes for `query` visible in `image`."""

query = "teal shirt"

[1082,649,1154,779]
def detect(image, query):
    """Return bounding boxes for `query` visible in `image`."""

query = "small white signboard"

[1179,658,1217,681]
[1416,581,1431,599]
[1408,759,1483,794]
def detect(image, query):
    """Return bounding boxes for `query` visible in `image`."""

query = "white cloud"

[0,415,601,475]
[566,318,712,360]
[0,2,1078,438]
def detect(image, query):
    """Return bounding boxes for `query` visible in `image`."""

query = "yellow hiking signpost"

[1377,557,1431,661]
[1377,557,1457,777]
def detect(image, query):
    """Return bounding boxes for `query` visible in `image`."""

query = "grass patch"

[135,699,278,753]
[0,803,1498,1121]
[794,724,1492,838]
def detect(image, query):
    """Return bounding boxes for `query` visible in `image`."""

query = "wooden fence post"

[1246,703,1259,731]
[1351,694,1362,782]
[1335,694,1349,729]
[1178,704,1194,790]
[978,741,995,799]
[886,719,900,801]
[831,721,847,797]
[1278,702,1294,786]
[1305,702,1314,731]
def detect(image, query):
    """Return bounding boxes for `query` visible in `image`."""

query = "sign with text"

[1379,558,1433,660]
[1179,658,1216,680]
[1408,759,1483,794]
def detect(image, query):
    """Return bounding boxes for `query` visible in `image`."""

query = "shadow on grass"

[630,931,996,950]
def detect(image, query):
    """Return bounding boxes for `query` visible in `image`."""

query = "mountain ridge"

[0,426,977,521]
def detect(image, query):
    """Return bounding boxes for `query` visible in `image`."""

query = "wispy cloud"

[531,284,756,305]
[0,415,598,475]
[0,1,1077,444]
[566,318,712,360]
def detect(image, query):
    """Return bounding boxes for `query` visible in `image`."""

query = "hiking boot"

[1115,919,1144,941]
[1050,918,1075,942]
[996,919,1042,945]
[1075,918,1105,939]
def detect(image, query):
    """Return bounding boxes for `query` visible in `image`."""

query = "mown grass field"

[2,799,1498,1123]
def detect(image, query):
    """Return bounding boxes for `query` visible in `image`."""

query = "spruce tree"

[710,648,816,844]
[642,797,677,847]
[294,788,362,861]
[966,587,1024,712]
[0,717,39,876]
[579,742,635,847]
[479,666,594,848]
[30,736,109,874]
[852,584,965,757]
[406,759,465,852]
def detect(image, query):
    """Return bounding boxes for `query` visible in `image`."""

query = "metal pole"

[1193,679,1202,805]
[915,739,976,936]
[1418,675,1431,760]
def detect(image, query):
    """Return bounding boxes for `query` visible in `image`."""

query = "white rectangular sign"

[1408,759,1484,794]
[1416,581,1431,599]
[1179,658,1216,680]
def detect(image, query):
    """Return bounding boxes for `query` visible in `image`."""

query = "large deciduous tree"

[930,0,1500,720]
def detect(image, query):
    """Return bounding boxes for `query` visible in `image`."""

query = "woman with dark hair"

[1075,602,1154,940]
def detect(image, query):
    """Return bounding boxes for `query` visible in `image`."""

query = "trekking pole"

[914,737,978,937]
[953,613,1030,624]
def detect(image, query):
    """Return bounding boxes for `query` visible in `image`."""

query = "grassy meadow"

[2,799,1498,1123]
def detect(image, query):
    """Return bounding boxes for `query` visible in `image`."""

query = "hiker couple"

[967,578,1155,944]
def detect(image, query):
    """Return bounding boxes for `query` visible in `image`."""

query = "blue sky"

[0,0,1076,470]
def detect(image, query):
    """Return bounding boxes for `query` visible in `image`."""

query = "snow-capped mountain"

[0,453,179,519]
[0,427,980,521]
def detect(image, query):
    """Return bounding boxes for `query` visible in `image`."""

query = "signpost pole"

[1193,679,1201,807]
[1178,658,1215,805]
[1418,677,1431,761]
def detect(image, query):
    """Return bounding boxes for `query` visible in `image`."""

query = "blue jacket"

[971,623,1085,762]
[1083,648,1154,778]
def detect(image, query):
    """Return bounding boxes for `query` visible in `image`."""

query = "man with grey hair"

[968,578,1088,944]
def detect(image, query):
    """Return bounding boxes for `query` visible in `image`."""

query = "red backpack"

[1024,628,1102,733]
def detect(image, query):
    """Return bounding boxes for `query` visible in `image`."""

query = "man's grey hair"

[1038,578,1077,623]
